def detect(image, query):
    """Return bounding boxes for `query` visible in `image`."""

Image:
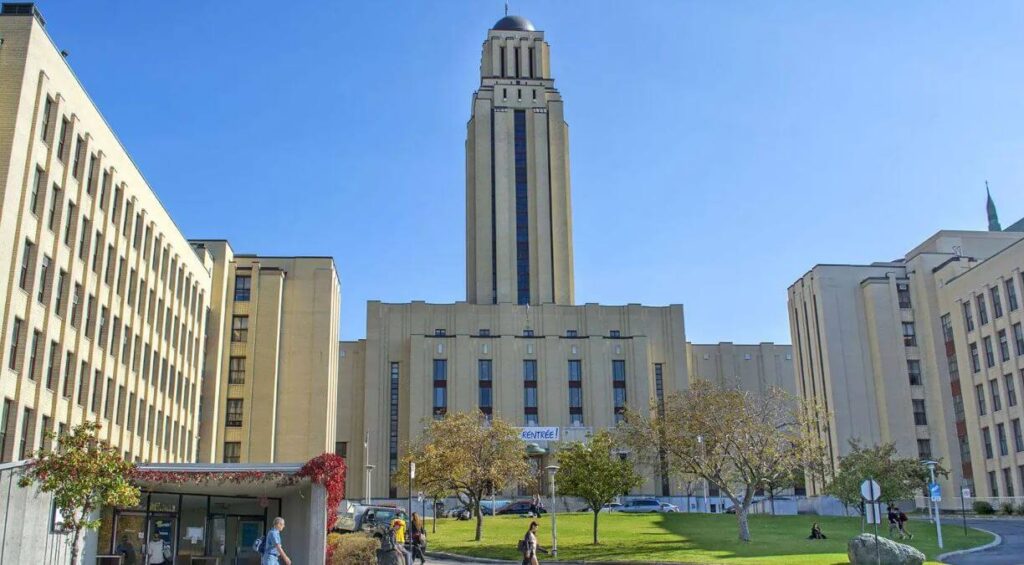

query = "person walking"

[897,509,913,540]
[391,515,410,564]
[887,504,902,538]
[262,517,293,565]
[521,521,540,565]
[116,534,138,565]
[409,512,427,564]
[145,532,166,565]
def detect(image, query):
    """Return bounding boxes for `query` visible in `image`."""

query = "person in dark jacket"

[409,512,427,564]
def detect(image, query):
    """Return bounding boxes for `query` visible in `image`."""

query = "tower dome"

[493,15,535,31]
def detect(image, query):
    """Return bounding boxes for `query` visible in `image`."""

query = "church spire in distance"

[987,181,1001,231]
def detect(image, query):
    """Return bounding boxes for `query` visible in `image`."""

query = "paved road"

[945,518,1024,565]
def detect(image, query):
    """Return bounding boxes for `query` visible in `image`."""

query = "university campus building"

[336,14,793,502]
[788,193,1024,509]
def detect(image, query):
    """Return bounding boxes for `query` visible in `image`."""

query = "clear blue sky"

[38,1,1024,342]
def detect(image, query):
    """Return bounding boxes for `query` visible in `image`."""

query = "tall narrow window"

[225,399,243,427]
[432,359,447,419]
[57,117,68,158]
[479,359,493,419]
[27,330,41,380]
[62,352,74,398]
[514,110,530,304]
[984,336,995,368]
[992,287,1004,318]
[997,423,1009,456]
[983,427,993,459]
[499,46,506,77]
[1014,323,1024,356]
[514,46,521,77]
[612,360,627,424]
[1006,374,1017,407]
[963,302,975,332]
[917,439,932,460]
[47,185,60,230]
[45,340,58,390]
[970,342,980,373]
[37,255,50,303]
[234,275,251,301]
[897,283,912,309]
[91,370,102,413]
[64,202,76,246]
[912,399,927,425]
[0,399,11,458]
[72,136,84,179]
[528,46,535,77]
[19,239,33,290]
[18,408,33,460]
[8,318,22,371]
[1012,419,1024,452]
[41,97,53,141]
[104,377,114,419]
[999,330,1010,362]
[991,379,1002,412]
[223,442,241,463]
[977,295,989,325]
[523,359,538,425]
[1006,279,1019,312]
[77,362,88,406]
[977,383,987,416]
[907,360,922,386]
[228,357,246,384]
[568,360,583,426]
[389,362,400,496]
[86,154,96,194]
[901,322,917,346]
[29,167,43,215]
[231,316,248,342]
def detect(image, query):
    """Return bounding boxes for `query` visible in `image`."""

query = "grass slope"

[427,512,992,564]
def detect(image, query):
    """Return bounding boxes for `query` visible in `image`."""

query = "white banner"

[518,427,560,441]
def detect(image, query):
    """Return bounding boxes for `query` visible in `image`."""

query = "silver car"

[620,498,665,513]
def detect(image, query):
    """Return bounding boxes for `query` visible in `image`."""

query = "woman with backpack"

[520,521,540,565]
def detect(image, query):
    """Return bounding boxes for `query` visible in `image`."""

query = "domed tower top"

[492,15,536,31]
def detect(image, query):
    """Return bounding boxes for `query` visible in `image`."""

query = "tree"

[397,412,533,541]
[825,440,945,512]
[18,421,140,565]
[620,380,827,542]
[555,430,643,544]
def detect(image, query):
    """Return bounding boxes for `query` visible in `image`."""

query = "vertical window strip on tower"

[514,110,530,304]
[568,359,583,426]
[479,359,493,420]
[523,359,538,425]
[433,359,447,419]
[389,362,400,497]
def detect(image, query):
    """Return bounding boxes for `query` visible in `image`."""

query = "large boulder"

[847,533,926,565]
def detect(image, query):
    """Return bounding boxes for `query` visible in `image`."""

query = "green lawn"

[427,512,992,564]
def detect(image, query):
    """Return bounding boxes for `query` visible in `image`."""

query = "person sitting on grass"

[808,522,827,540]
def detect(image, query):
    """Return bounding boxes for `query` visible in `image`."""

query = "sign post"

[924,461,944,550]
[960,487,971,536]
[860,478,881,565]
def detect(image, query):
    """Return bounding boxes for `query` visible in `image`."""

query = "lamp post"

[365,464,375,505]
[697,435,709,513]
[546,465,560,558]
[409,461,416,518]
[923,460,943,549]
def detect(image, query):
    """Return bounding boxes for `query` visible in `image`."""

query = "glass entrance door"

[112,512,145,565]
[144,514,176,565]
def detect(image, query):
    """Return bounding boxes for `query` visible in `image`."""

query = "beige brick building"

[192,240,340,464]
[788,228,1024,507]
[938,237,1024,501]
[687,342,795,396]
[337,15,794,501]
[0,5,210,463]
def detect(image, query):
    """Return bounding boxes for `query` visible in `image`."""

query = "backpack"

[517,532,530,553]
[252,536,264,554]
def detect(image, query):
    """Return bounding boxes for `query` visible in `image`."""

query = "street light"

[697,435,709,513]
[546,465,560,558]
[365,464,375,505]
[923,460,943,549]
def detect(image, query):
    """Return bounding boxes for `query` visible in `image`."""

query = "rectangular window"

[77,362,88,406]
[989,470,999,497]
[1014,323,1024,356]
[902,322,917,346]
[44,340,58,390]
[1007,279,1019,312]
[907,359,922,385]
[47,185,60,230]
[997,423,1009,456]
[992,287,1004,318]
[999,330,1011,362]
[565,330,578,337]
[225,399,243,427]
[104,377,114,419]
[610,330,621,338]
[36,255,49,304]
[917,439,932,460]
[127,392,135,432]
[984,336,995,368]
[54,270,66,314]
[57,118,69,159]
[228,357,245,384]
[1013,418,1024,452]
[223,442,241,463]
[991,379,1002,412]
[983,426,993,459]
[912,399,927,425]
[234,275,251,301]
[63,202,75,246]
[91,370,102,413]
[568,360,583,426]
[977,295,989,325]
[70,284,82,328]
[977,383,987,415]
[62,352,73,398]
[433,359,447,419]
[72,136,84,178]
[27,330,41,381]
[8,318,22,371]
[0,399,11,459]
[522,329,534,337]
[897,283,912,309]
[1004,468,1015,498]
[85,295,95,338]
[90,231,102,272]
[613,360,627,424]
[478,359,493,418]
[41,98,53,141]
[433,329,446,337]
[513,109,530,305]
[29,167,42,216]
[389,362,400,486]
[231,316,248,342]
[86,154,96,194]
[523,359,538,424]
[19,239,33,290]
[1007,374,1018,407]
[19,408,33,460]
[963,302,975,332]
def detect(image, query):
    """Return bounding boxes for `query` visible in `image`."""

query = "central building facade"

[337,15,794,501]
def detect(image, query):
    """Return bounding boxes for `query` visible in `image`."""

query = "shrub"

[973,501,995,515]
[329,532,380,565]
[1017,503,1024,516]
[1000,501,1016,515]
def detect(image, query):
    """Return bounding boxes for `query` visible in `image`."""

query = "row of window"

[981,418,1024,459]
[968,323,1024,373]
[432,328,624,338]
[987,466,1024,498]
[974,370,1024,417]
[495,44,537,79]
[431,358,632,426]
[962,274,1023,333]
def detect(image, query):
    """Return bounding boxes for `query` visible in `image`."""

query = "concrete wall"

[0,461,72,565]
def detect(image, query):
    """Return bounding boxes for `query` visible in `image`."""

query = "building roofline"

[945,236,1024,286]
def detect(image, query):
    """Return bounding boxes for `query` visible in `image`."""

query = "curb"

[425,551,700,564]
[936,527,1002,563]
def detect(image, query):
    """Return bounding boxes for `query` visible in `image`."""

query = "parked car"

[659,502,680,513]
[600,503,623,513]
[620,498,673,513]
[334,504,409,534]
[445,506,472,520]
[496,500,547,516]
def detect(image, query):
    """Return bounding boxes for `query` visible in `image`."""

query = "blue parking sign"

[929,482,941,501]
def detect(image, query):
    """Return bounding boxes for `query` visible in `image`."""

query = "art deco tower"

[466,15,575,306]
